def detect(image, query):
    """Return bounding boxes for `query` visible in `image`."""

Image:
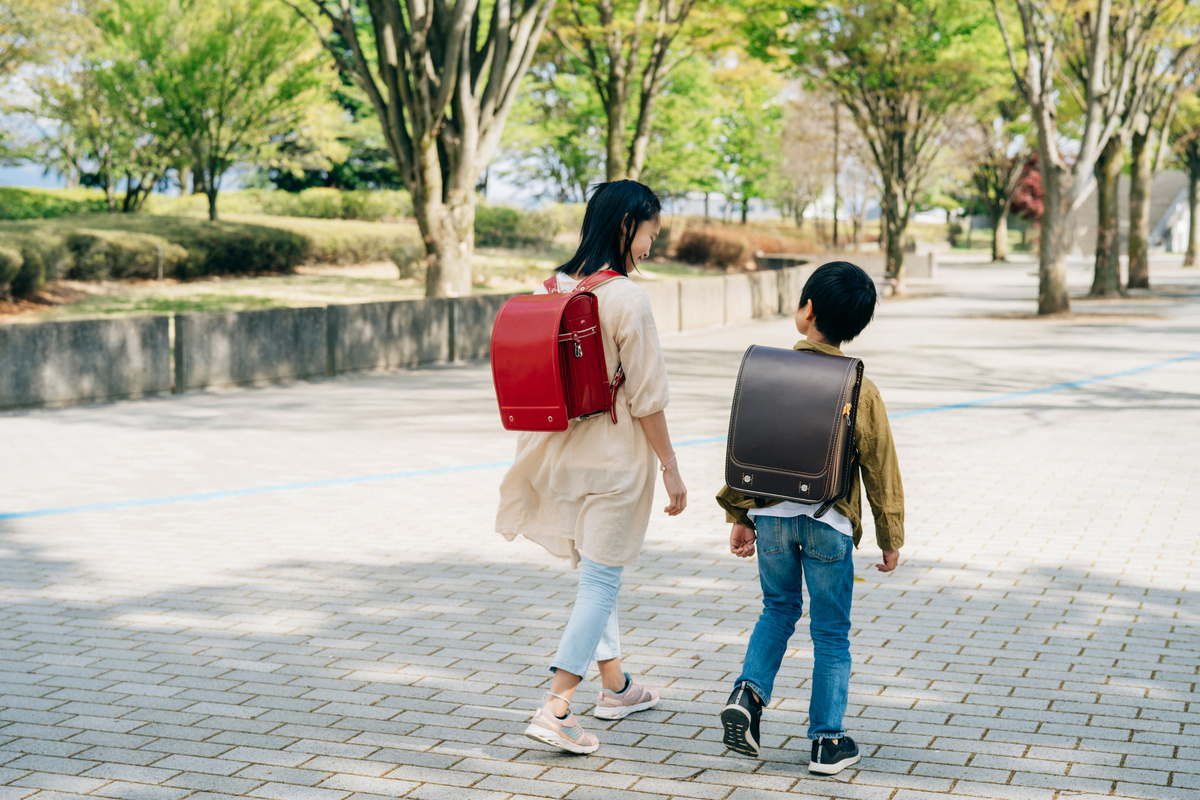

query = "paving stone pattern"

[3,259,1199,800]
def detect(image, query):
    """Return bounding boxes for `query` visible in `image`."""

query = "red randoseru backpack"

[490,270,627,432]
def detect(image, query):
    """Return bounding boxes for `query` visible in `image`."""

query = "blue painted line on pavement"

[0,463,512,521]
[887,351,1200,419]
[3,351,1196,521]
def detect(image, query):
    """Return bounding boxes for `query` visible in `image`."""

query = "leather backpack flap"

[491,294,574,431]
[726,346,864,504]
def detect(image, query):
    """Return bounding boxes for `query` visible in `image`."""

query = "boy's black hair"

[557,180,661,278]
[799,261,877,344]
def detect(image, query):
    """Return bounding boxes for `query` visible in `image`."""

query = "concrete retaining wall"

[679,277,726,330]
[907,253,938,279]
[0,317,170,409]
[327,299,451,374]
[724,274,755,325]
[777,265,814,314]
[4,260,920,409]
[640,281,681,333]
[453,294,518,362]
[748,271,780,317]
[175,307,327,391]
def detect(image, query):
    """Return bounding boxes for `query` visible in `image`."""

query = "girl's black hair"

[557,180,662,278]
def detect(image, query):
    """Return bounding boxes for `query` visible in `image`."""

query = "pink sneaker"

[593,672,660,719]
[524,702,600,754]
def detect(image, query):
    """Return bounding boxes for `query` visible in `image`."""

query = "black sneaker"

[809,735,860,775]
[720,684,762,757]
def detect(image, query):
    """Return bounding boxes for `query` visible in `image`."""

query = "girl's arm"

[637,410,687,516]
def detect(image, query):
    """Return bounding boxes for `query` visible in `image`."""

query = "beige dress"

[496,273,670,567]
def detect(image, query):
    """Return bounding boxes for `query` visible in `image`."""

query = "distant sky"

[0,164,63,188]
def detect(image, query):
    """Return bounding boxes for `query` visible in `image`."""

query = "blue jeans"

[736,515,854,740]
[550,556,623,677]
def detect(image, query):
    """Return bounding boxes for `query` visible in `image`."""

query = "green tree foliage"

[549,0,708,182]
[93,0,330,221]
[633,56,722,203]
[1,0,85,157]
[992,0,1188,312]
[713,56,783,224]
[755,0,998,281]
[499,55,607,203]
[288,0,554,298]
[27,61,177,211]
[503,47,780,213]
[262,82,404,192]
[0,0,78,79]
[963,92,1032,262]
[1171,84,1200,267]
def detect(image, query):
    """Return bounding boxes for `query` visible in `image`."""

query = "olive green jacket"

[716,340,905,551]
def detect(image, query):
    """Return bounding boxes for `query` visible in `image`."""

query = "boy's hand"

[730,523,756,558]
[877,550,899,572]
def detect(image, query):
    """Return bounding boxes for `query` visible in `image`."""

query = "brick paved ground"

[3,256,1199,800]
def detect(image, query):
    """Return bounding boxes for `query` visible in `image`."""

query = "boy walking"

[716,261,904,775]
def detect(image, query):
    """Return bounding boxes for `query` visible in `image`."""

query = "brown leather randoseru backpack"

[725,345,864,518]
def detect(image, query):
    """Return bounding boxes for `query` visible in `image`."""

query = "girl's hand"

[661,461,687,515]
[730,523,756,557]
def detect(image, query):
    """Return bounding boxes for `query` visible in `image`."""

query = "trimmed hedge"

[261,188,414,221]
[391,237,427,280]
[0,188,109,221]
[673,225,818,268]
[475,204,558,248]
[150,188,414,222]
[675,228,753,268]
[0,234,72,297]
[233,214,423,266]
[0,216,308,292]
[66,231,189,280]
[0,214,425,296]
[0,247,21,297]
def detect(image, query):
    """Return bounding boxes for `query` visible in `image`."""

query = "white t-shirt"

[747,501,854,538]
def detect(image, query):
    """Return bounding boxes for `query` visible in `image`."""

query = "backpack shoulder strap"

[576,269,626,293]
[544,269,625,294]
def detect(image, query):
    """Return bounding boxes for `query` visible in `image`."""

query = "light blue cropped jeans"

[550,556,623,677]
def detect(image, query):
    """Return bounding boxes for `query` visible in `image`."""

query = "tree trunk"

[741,196,749,224]
[178,166,191,194]
[703,192,710,220]
[1186,171,1199,267]
[410,134,474,297]
[1127,129,1152,289]
[604,98,628,182]
[1036,167,1071,314]
[879,189,906,282]
[416,196,474,298]
[1090,136,1123,297]
[122,174,136,213]
[206,187,219,222]
[992,213,1008,261]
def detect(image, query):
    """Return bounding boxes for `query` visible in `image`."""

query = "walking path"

[3,258,1199,800]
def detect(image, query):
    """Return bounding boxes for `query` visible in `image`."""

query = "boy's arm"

[858,389,905,553]
[716,485,758,530]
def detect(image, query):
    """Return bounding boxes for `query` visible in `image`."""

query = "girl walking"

[496,180,687,754]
